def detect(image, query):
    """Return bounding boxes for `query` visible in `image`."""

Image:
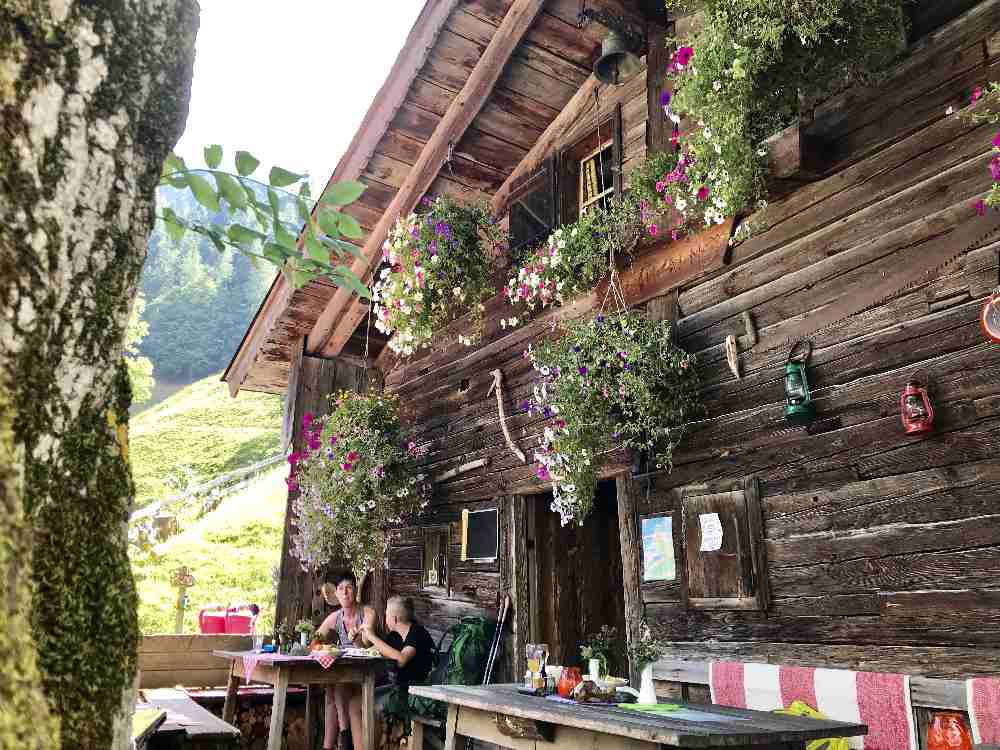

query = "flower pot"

[589,658,601,683]
[638,664,657,705]
[300,632,308,647]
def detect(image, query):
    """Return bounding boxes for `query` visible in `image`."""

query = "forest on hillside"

[137,187,275,393]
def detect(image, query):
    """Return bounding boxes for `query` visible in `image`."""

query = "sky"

[173,1,425,191]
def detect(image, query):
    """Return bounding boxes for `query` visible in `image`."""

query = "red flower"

[696,186,710,201]
[346,450,359,462]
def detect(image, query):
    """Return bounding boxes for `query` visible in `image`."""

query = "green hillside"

[132,467,286,634]
[130,373,284,508]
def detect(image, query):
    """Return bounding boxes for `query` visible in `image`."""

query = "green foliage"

[446,616,490,685]
[648,0,906,236]
[504,196,647,316]
[124,293,155,405]
[373,197,508,355]
[626,622,665,670]
[290,392,430,575]
[130,373,282,509]
[0,388,60,749]
[158,147,370,296]
[580,625,619,678]
[960,83,1000,209]
[130,469,285,634]
[528,312,703,525]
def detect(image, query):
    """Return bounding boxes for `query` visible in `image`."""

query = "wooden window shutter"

[509,157,557,256]
[678,477,768,610]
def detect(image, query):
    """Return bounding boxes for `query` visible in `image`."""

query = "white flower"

[500,319,507,329]
[431,254,440,264]
[669,112,681,124]
[713,80,722,92]
[508,317,518,327]
[714,143,722,154]
[946,106,954,115]
[676,197,688,212]
[453,286,462,296]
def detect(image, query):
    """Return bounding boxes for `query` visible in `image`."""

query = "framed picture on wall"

[640,513,677,583]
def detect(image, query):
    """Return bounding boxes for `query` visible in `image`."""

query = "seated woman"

[316,571,376,750]
[360,596,435,739]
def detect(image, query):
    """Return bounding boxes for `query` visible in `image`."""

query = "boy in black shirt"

[361,596,434,688]
[360,596,436,743]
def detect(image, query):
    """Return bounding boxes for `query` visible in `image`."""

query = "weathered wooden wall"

[375,0,1000,684]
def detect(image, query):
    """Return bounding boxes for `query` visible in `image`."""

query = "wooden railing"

[138,634,251,689]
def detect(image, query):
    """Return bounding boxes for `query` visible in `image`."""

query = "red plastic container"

[198,606,226,634]
[225,604,257,634]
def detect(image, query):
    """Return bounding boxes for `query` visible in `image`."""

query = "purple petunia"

[660,90,672,107]
[579,366,589,376]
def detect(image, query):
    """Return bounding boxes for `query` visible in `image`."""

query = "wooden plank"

[509,494,530,682]
[491,75,601,217]
[267,668,290,750]
[144,688,240,739]
[649,642,1000,679]
[645,22,671,154]
[138,669,234,690]
[140,635,253,653]
[617,472,645,686]
[308,0,548,359]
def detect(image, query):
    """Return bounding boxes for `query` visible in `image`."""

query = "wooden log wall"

[378,0,1000,684]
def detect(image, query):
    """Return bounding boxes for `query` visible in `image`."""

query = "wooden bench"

[142,688,240,749]
[409,714,443,750]
[139,635,252,689]
[652,658,970,750]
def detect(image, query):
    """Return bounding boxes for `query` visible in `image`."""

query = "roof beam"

[307,0,548,358]
[221,0,456,395]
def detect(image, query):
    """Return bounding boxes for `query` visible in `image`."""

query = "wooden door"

[529,481,627,671]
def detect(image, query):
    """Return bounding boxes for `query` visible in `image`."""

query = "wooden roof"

[224,0,647,395]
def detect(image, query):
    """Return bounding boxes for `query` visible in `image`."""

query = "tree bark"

[0,3,198,749]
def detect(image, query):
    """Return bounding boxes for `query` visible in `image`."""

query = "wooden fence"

[138,634,250,689]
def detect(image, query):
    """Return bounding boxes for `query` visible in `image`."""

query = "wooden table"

[409,684,868,750]
[214,650,388,750]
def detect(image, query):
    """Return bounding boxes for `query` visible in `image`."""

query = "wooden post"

[508,495,530,683]
[616,471,644,687]
[267,668,290,750]
[170,565,195,634]
[646,22,672,154]
[362,670,376,750]
[223,661,240,724]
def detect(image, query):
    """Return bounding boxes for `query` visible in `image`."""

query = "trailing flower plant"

[525,311,703,525]
[374,196,507,355]
[288,391,430,574]
[642,0,906,239]
[504,196,647,321]
[958,82,1000,213]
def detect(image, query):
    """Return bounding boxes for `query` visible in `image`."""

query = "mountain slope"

[130,373,283,509]
[133,468,286,634]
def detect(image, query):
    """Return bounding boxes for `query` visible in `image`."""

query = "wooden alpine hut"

[224,0,1000,745]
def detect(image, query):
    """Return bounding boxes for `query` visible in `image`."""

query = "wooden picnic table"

[409,684,868,750]
[214,649,389,750]
[140,688,239,748]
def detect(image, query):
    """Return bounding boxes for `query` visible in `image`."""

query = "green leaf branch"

[157,146,372,298]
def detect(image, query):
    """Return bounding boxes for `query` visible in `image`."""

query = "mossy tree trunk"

[0,3,198,749]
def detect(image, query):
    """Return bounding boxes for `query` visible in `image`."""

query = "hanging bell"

[594,30,642,86]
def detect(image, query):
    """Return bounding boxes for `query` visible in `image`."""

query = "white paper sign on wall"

[699,512,724,552]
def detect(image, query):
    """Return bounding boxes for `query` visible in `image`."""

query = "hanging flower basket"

[373,196,507,356]
[525,311,703,525]
[504,195,648,320]
[288,391,430,574]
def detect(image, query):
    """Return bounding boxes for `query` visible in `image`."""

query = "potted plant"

[275,619,293,655]
[295,619,316,647]
[373,196,507,355]
[580,625,618,682]
[288,391,430,575]
[625,625,665,706]
[526,311,703,525]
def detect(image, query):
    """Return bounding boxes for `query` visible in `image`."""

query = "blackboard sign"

[461,508,498,561]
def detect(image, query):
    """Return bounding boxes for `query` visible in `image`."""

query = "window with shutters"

[578,139,615,216]
[421,526,450,595]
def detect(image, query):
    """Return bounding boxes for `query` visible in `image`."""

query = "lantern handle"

[787,339,812,364]
[907,367,928,386]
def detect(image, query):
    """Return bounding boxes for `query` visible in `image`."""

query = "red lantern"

[900,375,934,435]
[982,289,1000,343]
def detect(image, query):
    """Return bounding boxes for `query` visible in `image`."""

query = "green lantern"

[784,340,815,425]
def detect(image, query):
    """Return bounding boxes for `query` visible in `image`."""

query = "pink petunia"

[341,462,353,472]
[655,180,665,193]
[696,186,710,201]
[647,223,658,237]
[993,130,1000,149]
[991,156,1000,181]
[972,86,984,107]
[974,198,987,216]
[670,229,681,241]
[675,46,694,67]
